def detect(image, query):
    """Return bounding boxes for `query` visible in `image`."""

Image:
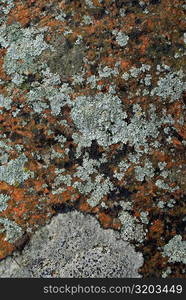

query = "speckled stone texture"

[0,0,185,278]
[0,211,143,278]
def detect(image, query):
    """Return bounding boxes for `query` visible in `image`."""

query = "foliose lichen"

[162,235,186,264]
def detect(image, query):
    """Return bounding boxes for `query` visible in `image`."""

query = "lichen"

[3,25,50,78]
[0,154,34,185]
[0,194,10,212]
[162,235,186,264]
[0,94,12,113]
[0,218,23,243]
[72,153,114,207]
[112,30,129,47]
[71,92,128,148]
[135,159,155,182]
[151,70,186,102]
[0,211,143,278]
[118,210,145,243]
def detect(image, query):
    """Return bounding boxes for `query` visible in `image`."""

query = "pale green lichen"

[85,0,95,8]
[72,153,114,207]
[140,211,149,224]
[155,179,179,192]
[0,94,12,113]
[162,267,172,278]
[1,0,14,15]
[0,154,34,185]
[135,159,155,182]
[162,235,186,264]
[86,175,114,207]
[3,25,50,77]
[55,11,66,22]
[52,168,72,194]
[27,69,72,115]
[118,210,145,243]
[167,198,176,208]
[0,218,23,243]
[71,92,128,148]
[112,30,129,47]
[158,162,167,170]
[98,65,119,78]
[113,160,130,180]
[82,15,93,25]
[0,194,10,212]
[151,69,186,101]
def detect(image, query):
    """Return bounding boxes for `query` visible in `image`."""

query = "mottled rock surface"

[0,0,185,277]
[0,211,143,278]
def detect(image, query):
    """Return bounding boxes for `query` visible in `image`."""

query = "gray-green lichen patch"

[98,65,119,78]
[112,30,129,47]
[86,176,114,207]
[1,0,14,16]
[135,159,155,182]
[113,160,130,180]
[151,69,186,101]
[0,140,12,165]
[2,24,50,78]
[72,99,163,157]
[118,210,146,243]
[0,211,143,278]
[72,152,114,207]
[71,92,128,148]
[0,154,34,186]
[162,267,172,278]
[0,194,10,212]
[139,211,149,225]
[52,168,72,195]
[27,72,73,115]
[0,218,23,243]
[155,179,179,192]
[82,15,93,25]
[162,235,186,264]
[0,94,12,113]
[0,140,25,166]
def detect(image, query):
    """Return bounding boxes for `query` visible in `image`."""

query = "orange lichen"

[8,3,31,26]
[150,220,164,234]
[98,212,113,229]
[0,0,185,278]
[0,236,15,260]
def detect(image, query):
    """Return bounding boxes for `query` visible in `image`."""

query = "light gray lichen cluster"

[162,235,186,264]
[52,168,72,195]
[0,94,12,113]
[27,72,73,115]
[118,210,146,243]
[0,140,12,165]
[135,159,155,182]
[112,30,129,47]
[0,194,10,212]
[0,0,14,21]
[0,211,143,278]
[0,218,23,243]
[0,22,76,118]
[151,70,186,102]
[71,94,182,194]
[2,24,50,79]
[72,152,114,207]
[71,92,128,149]
[72,99,163,155]
[0,154,34,186]
[98,65,119,78]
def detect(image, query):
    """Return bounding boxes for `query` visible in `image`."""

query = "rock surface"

[0,0,185,277]
[0,211,143,278]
